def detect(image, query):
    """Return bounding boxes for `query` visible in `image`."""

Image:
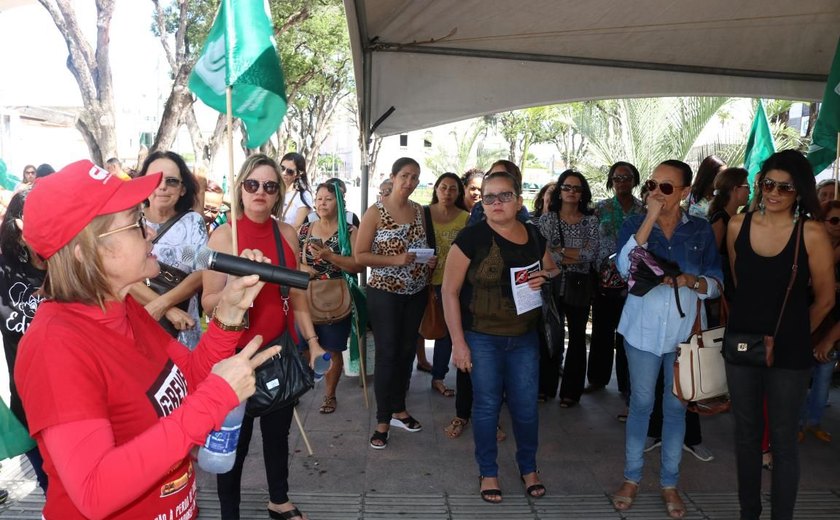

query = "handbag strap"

[688,277,728,335]
[281,190,299,220]
[271,221,291,305]
[773,219,803,338]
[300,223,313,268]
[423,205,436,251]
[151,211,189,244]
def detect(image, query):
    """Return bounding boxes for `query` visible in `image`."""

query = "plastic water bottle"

[313,353,332,382]
[197,401,246,474]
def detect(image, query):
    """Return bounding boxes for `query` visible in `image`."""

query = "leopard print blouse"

[368,201,429,295]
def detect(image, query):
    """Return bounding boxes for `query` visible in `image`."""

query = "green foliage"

[424,120,504,175]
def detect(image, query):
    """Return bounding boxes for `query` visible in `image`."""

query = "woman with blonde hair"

[204,153,327,520]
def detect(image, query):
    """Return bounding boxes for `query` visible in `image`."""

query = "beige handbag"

[672,279,731,415]
[300,226,352,325]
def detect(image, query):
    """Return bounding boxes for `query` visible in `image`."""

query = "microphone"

[182,245,310,290]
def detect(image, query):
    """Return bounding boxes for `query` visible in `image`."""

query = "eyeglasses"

[644,179,683,196]
[736,184,751,189]
[482,191,516,205]
[612,174,633,183]
[242,179,280,195]
[824,217,840,225]
[559,184,584,194]
[24,170,35,175]
[98,215,147,240]
[162,177,182,188]
[760,178,796,195]
[281,168,297,177]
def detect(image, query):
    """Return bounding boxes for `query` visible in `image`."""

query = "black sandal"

[479,476,502,504]
[390,415,422,432]
[369,430,388,449]
[520,472,546,498]
[268,507,305,519]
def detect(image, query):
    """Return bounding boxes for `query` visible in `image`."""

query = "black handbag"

[146,212,191,338]
[723,220,802,368]
[246,223,314,417]
[555,226,593,308]
[540,279,564,358]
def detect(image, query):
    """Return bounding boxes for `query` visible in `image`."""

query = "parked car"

[522,181,540,197]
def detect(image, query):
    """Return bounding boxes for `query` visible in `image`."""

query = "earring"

[792,197,801,224]
[758,199,766,215]
[17,247,29,265]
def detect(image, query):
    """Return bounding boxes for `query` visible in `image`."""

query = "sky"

[0,1,166,107]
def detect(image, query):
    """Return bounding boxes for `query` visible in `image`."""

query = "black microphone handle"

[209,250,310,289]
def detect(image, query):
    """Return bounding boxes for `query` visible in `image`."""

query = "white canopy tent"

[344,0,840,199]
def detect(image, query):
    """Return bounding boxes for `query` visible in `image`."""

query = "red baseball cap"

[23,159,162,259]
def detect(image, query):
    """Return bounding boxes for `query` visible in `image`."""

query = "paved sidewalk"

[2,358,840,519]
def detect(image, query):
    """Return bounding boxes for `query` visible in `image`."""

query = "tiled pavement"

[2,348,839,519]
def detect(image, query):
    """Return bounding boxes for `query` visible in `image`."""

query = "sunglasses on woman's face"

[162,177,182,188]
[281,168,297,177]
[482,191,516,205]
[760,178,796,195]
[824,217,840,225]
[559,184,583,194]
[644,179,682,196]
[242,179,280,195]
[612,174,633,183]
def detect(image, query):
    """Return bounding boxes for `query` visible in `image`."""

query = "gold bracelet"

[211,307,246,332]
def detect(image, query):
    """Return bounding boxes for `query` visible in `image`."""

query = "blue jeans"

[624,342,686,487]
[431,285,452,380]
[466,330,539,477]
[800,352,838,428]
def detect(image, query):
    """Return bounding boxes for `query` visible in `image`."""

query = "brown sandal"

[661,487,686,519]
[319,395,336,414]
[444,417,468,438]
[611,480,638,511]
[432,379,455,397]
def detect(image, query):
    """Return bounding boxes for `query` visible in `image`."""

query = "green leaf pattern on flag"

[808,37,840,176]
[189,0,287,149]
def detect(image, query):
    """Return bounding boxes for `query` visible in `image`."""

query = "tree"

[37,0,118,165]
[278,2,353,178]
[487,106,557,171]
[424,119,497,175]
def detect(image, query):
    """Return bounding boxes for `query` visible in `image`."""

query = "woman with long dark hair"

[687,155,726,219]
[0,190,48,492]
[725,150,834,520]
[279,152,313,230]
[134,151,207,348]
[538,169,599,407]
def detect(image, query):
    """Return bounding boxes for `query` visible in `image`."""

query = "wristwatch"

[692,277,701,291]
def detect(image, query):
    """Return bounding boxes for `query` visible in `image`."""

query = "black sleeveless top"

[728,212,811,369]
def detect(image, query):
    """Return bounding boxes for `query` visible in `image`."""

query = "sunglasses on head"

[281,167,297,176]
[242,179,280,195]
[644,179,683,196]
[760,178,796,195]
[559,184,583,194]
[482,191,516,205]
[825,217,840,225]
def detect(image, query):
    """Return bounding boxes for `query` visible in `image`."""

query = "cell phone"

[309,238,324,248]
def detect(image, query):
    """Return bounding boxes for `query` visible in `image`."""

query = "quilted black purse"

[147,212,191,338]
[245,223,314,417]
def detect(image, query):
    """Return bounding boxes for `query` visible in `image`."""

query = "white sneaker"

[643,437,661,452]
[684,443,714,462]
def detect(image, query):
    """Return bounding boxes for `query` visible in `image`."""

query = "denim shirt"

[616,212,723,356]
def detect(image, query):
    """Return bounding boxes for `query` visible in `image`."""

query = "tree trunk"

[38,0,118,165]
[150,66,192,154]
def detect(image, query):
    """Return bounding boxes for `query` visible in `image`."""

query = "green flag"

[744,99,775,189]
[808,37,840,176]
[0,159,19,191]
[189,0,287,148]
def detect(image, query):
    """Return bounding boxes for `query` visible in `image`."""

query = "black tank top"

[729,212,811,369]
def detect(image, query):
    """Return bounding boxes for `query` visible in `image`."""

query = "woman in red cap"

[14,159,279,520]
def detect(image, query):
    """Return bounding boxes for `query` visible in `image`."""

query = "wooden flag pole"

[226,87,238,252]
[834,132,840,200]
